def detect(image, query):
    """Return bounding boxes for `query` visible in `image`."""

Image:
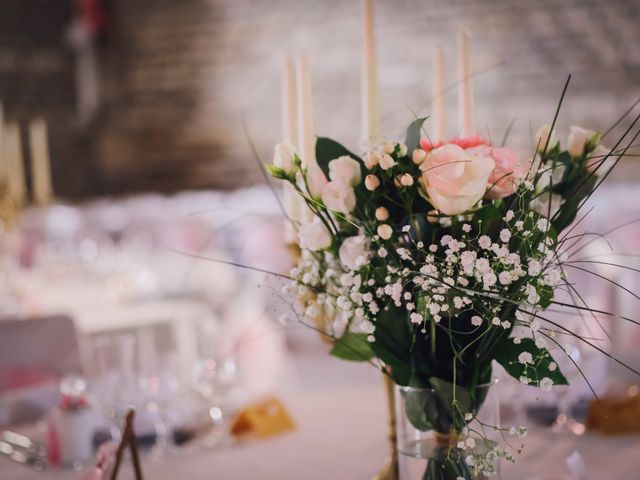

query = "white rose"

[322,180,356,215]
[567,126,595,158]
[328,155,361,186]
[307,164,328,199]
[339,235,371,271]
[273,142,298,174]
[298,217,331,251]
[365,174,380,191]
[420,144,494,215]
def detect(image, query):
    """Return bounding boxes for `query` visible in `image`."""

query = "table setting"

[1,0,640,479]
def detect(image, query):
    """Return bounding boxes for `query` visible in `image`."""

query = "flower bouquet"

[267,78,639,478]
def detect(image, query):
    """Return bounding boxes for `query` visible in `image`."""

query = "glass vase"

[395,381,500,480]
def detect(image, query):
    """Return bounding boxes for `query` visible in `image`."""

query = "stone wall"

[0,0,638,198]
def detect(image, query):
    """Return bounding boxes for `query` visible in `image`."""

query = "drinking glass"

[192,330,237,447]
[138,351,180,458]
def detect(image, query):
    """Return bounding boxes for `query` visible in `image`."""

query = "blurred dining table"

[2,350,640,480]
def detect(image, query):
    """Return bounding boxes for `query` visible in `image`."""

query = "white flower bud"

[412,148,427,165]
[365,174,380,191]
[379,153,395,170]
[399,173,414,187]
[382,142,395,154]
[377,224,393,240]
[375,206,389,221]
[363,151,380,169]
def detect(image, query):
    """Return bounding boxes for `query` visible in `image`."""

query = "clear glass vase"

[395,381,500,480]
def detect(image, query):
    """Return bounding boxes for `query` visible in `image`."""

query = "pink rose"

[420,144,494,215]
[468,145,527,199]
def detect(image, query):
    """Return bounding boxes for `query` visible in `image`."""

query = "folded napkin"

[231,397,295,439]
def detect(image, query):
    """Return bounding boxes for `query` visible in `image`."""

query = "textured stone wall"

[0,0,638,198]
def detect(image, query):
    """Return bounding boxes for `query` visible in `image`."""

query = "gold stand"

[373,374,399,480]
[0,180,18,230]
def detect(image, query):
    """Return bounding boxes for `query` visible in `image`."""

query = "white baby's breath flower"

[500,229,512,243]
[410,312,423,324]
[491,317,501,326]
[478,235,492,249]
[540,377,554,391]
[462,224,471,233]
[518,351,533,364]
[378,247,388,258]
[464,413,473,421]
[471,316,482,326]
[548,362,557,372]
[519,376,531,385]
[505,210,515,221]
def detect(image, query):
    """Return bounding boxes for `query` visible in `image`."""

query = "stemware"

[138,349,180,458]
[91,334,140,442]
[192,328,237,447]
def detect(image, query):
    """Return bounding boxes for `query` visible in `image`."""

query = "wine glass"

[138,351,180,458]
[192,332,237,447]
[92,334,140,442]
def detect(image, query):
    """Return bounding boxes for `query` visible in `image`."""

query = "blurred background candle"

[361,0,380,147]
[457,30,475,138]
[6,123,25,205]
[433,45,446,142]
[28,118,53,206]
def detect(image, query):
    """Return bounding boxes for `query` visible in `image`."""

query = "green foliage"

[329,332,374,362]
[493,337,568,387]
[404,117,428,157]
[315,137,362,178]
[370,306,413,386]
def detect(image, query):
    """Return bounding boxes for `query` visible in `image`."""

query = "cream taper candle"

[433,45,447,142]
[282,55,298,146]
[6,123,25,205]
[361,0,381,146]
[457,30,475,138]
[29,118,53,206]
[296,53,316,167]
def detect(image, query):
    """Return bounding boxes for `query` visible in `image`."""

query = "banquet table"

[2,352,640,480]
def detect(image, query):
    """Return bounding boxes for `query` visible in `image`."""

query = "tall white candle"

[433,45,447,142]
[457,30,475,138]
[361,0,381,146]
[29,118,53,206]
[6,123,26,205]
[282,55,298,145]
[296,53,316,167]
[282,54,302,244]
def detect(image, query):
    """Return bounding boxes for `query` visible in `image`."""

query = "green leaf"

[493,337,568,387]
[329,332,374,362]
[371,306,413,385]
[404,117,428,157]
[315,137,362,178]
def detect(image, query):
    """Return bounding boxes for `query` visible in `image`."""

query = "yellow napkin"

[231,397,295,439]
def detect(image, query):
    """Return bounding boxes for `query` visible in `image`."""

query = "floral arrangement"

[267,89,635,478]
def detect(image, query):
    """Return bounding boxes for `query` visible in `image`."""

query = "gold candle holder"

[373,374,399,480]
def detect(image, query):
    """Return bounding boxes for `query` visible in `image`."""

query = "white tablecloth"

[2,353,640,480]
